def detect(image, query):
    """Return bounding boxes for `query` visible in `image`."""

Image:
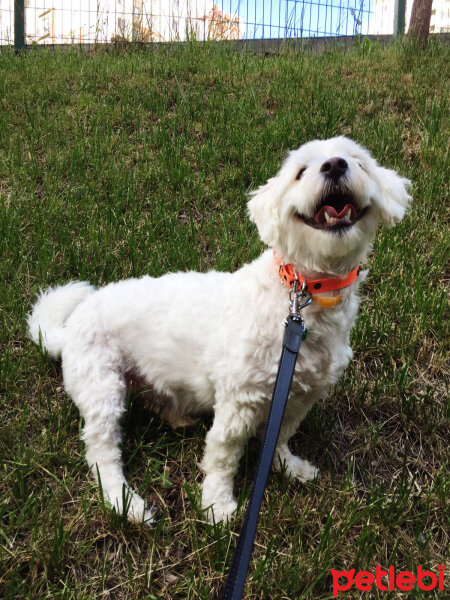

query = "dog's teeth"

[345,208,352,219]
[324,212,331,222]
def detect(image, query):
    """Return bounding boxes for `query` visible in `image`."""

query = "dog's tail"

[27,282,95,359]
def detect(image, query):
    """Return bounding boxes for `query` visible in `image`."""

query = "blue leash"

[222,280,310,600]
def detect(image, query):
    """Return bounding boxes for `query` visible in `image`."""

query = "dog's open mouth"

[296,192,368,231]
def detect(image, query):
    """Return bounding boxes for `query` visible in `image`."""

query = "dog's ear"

[375,167,412,228]
[247,176,281,246]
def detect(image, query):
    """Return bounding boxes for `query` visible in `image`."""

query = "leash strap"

[221,316,305,600]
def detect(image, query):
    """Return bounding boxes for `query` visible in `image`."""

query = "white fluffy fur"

[28,136,411,524]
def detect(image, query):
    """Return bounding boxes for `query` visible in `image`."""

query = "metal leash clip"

[287,276,312,322]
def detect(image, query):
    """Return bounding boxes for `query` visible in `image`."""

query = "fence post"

[14,0,25,51]
[394,0,407,35]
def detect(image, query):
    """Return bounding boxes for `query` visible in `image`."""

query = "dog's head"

[248,136,411,274]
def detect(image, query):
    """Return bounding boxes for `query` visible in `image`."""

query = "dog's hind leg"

[63,344,154,525]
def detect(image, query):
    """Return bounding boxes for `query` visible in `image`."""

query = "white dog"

[28,136,411,524]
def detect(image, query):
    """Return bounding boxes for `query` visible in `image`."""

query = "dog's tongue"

[315,204,357,224]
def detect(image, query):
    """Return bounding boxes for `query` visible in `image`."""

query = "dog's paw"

[129,502,157,527]
[275,454,318,483]
[202,498,238,523]
[107,488,156,526]
[201,474,237,523]
[293,458,318,482]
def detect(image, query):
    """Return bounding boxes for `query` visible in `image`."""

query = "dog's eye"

[296,167,307,180]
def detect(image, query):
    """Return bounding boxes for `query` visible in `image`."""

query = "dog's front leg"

[200,399,260,522]
[272,398,318,483]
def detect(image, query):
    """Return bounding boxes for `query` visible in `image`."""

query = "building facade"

[374,0,450,34]
[0,1,244,45]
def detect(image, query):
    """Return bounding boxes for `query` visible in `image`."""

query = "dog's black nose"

[320,157,348,180]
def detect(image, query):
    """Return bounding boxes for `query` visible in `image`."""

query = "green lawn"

[0,40,448,599]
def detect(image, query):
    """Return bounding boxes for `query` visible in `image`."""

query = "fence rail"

[0,1,423,50]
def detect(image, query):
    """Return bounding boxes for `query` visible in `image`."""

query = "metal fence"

[1,1,411,49]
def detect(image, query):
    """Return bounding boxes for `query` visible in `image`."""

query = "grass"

[0,39,449,599]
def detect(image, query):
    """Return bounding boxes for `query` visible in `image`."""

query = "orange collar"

[273,250,360,296]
